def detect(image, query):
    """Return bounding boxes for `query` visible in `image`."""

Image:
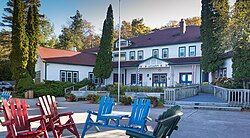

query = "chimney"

[71,47,77,52]
[179,19,186,34]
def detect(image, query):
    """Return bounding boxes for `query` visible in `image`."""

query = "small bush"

[120,96,132,105]
[65,93,76,102]
[147,96,164,108]
[213,77,243,89]
[107,83,126,96]
[87,94,100,104]
[17,73,34,93]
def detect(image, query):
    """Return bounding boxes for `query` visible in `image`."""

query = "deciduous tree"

[131,18,151,37]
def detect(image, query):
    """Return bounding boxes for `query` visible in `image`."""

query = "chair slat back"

[38,95,58,117]
[153,105,182,138]
[3,99,30,132]
[96,96,115,121]
[128,99,151,127]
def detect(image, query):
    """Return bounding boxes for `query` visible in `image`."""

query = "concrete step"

[174,101,229,107]
[164,104,242,111]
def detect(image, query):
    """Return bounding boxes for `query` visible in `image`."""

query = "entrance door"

[113,73,124,84]
[179,73,192,85]
[152,73,167,87]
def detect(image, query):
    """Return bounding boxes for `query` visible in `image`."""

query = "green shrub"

[107,83,126,96]
[213,77,243,89]
[120,96,132,105]
[17,73,34,93]
[87,94,100,104]
[33,81,73,98]
[126,86,164,92]
[74,78,96,90]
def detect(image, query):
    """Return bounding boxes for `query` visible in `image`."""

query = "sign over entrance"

[139,58,169,69]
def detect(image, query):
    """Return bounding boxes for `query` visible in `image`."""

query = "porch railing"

[212,85,250,107]
[164,85,199,104]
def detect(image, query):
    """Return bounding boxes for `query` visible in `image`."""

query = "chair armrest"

[1,119,14,126]
[28,115,46,122]
[146,116,152,121]
[58,112,74,117]
[126,130,155,138]
[87,110,98,115]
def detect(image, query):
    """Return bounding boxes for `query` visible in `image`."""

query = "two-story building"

[36,19,221,87]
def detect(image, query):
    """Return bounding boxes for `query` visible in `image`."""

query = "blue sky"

[0,0,236,35]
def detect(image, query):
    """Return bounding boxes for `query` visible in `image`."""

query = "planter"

[24,90,34,99]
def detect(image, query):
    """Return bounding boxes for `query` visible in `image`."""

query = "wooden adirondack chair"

[126,105,183,138]
[36,95,80,138]
[1,99,48,138]
[81,98,151,138]
[81,96,115,137]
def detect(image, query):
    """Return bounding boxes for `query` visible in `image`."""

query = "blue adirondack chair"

[81,98,151,138]
[1,91,12,100]
[81,96,115,136]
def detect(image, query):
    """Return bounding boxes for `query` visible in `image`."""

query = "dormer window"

[115,39,129,48]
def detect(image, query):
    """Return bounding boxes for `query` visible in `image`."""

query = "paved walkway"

[180,93,226,103]
[0,97,250,138]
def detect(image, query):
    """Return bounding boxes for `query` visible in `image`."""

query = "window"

[113,52,126,61]
[88,72,104,85]
[73,72,78,83]
[138,50,144,60]
[179,73,192,85]
[116,40,128,48]
[162,48,169,59]
[60,70,79,83]
[218,68,227,77]
[189,46,196,56]
[138,74,143,85]
[179,47,186,57]
[152,49,159,58]
[131,74,136,85]
[129,51,135,60]
[113,73,124,84]
[60,71,66,82]
[35,71,41,83]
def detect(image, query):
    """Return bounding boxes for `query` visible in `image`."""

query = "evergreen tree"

[93,4,114,81]
[26,1,40,78]
[58,10,98,50]
[9,0,29,81]
[201,0,224,75]
[212,0,229,51]
[230,0,250,88]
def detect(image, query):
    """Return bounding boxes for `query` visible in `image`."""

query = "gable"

[138,57,170,69]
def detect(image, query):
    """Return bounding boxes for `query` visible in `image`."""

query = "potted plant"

[87,94,100,104]
[65,93,76,102]
[120,96,132,105]
[148,96,158,108]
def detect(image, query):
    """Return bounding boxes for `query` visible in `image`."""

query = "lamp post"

[117,0,121,103]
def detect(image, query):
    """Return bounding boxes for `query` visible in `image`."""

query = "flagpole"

[117,0,121,103]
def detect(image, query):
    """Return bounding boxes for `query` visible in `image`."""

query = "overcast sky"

[0,0,236,35]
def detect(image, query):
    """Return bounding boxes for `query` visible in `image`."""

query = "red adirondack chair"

[1,99,48,138]
[36,95,80,138]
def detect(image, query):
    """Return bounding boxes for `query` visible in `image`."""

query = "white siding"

[223,58,233,78]
[113,42,202,61]
[35,56,45,82]
[46,63,93,82]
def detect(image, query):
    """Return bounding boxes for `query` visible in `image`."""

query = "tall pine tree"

[26,1,40,78]
[231,0,250,88]
[201,0,225,78]
[9,0,29,81]
[93,5,114,81]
